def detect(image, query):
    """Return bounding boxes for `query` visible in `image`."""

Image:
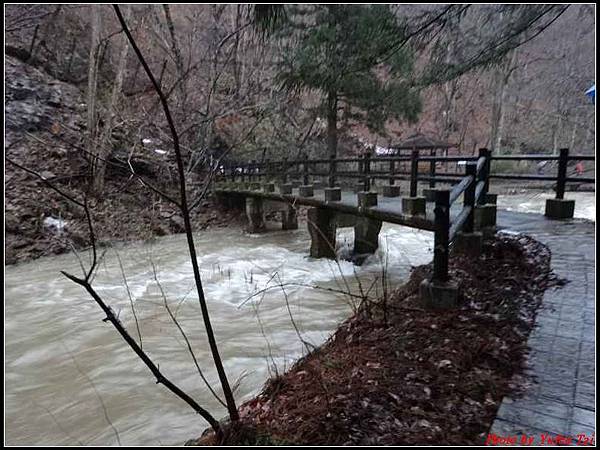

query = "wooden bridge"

[214,148,594,308]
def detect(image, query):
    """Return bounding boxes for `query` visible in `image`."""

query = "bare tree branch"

[113,4,239,423]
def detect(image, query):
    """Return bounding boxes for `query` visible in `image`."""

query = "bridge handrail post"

[389,160,395,186]
[429,148,436,188]
[556,148,569,200]
[358,153,364,178]
[303,153,309,185]
[251,160,257,182]
[364,152,371,191]
[477,148,490,204]
[328,153,336,188]
[282,157,288,184]
[265,158,271,182]
[230,162,236,183]
[410,149,419,197]
[464,162,477,233]
[433,189,451,283]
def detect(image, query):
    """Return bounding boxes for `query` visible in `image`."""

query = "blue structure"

[585,84,595,103]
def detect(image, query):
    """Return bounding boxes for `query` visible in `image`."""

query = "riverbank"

[5,177,246,266]
[5,54,249,265]
[192,232,559,445]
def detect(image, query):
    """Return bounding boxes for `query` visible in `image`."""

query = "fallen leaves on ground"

[221,234,557,445]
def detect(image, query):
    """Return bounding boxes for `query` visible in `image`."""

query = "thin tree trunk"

[87,5,101,192]
[327,89,338,159]
[569,117,579,151]
[553,115,562,155]
[490,49,517,155]
[94,6,131,195]
[326,89,338,188]
[162,4,186,112]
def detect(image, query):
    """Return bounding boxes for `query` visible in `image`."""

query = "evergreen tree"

[274,5,422,170]
[256,4,569,163]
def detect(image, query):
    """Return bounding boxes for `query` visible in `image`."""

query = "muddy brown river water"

[5,191,594,445]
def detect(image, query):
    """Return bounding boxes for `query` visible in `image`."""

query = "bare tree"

[112,5,240,426]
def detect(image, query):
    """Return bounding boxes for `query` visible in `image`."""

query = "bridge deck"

[215,186,460,232]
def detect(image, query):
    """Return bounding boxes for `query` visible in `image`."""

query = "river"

[5,222,434,445]
[5,191,594,445]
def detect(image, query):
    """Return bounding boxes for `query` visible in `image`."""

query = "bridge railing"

[489,148,595,200]
[430,150,490,284]
[216,147,594,204]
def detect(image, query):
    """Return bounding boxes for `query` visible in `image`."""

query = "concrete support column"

[422,188,437,203]
[215,192,228,209]
[382,185,401,197]
[354,218,382,255]
[474,204,497,235]
[324,187,341,202]
[402,196,426,216]
[419,279,460,310]
[454,231,483,257]
[307,208,337,258]
[245,197,265,233]
[299,185,314,197]
[354,191,382,256]
[545,198,575,219]
[281,205,298,230]
[485,193,498,205]
[216,192,245,211]
[279,183,293,195]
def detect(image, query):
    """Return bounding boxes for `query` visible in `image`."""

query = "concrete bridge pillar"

[216,191,245,211]
[545,198,575,219]
[245,197,265,233]
[422,188,437,203]
[382,185,401,197]
[281,205,298,230]
[474,204,497,236]
[454,231,483,257]
[354,218,382,255]
[354,191,382,256]
[299,185,314,197]
[280,183,293,195]
[402,196,426,216]
[307,208,337,258]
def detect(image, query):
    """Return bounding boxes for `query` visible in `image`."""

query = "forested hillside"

[4,4,595,263]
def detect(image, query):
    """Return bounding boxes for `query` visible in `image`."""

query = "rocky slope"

[5,55,243,265]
